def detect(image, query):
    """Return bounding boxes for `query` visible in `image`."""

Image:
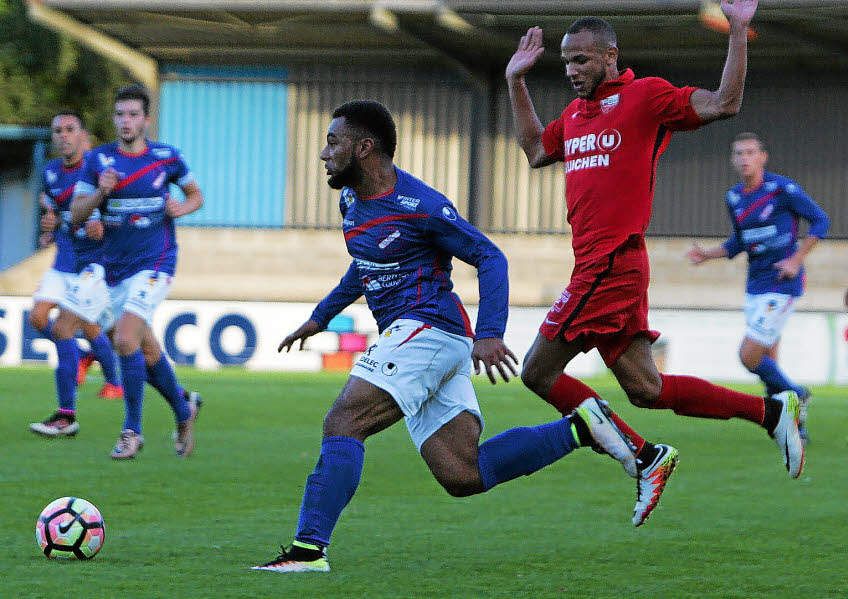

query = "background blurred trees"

[0,0,130,141]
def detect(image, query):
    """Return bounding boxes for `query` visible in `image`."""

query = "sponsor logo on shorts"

[381,362,397,376]
[356,356,380,372]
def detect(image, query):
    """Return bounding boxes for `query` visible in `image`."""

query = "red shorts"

[539,235,659,367]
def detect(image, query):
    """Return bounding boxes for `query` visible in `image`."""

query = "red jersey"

[542,69,702,264]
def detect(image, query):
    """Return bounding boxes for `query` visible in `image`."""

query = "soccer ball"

[35,497,106,559]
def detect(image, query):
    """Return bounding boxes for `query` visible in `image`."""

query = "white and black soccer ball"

[35,497,106,559]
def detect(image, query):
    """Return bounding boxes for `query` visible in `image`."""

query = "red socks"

[656,374,765,424]
[547,374,646,453]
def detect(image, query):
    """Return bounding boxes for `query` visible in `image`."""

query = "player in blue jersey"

[253,100,668,574]
[687,132,830,442]
[71,85,204,459]
[29,111,124,438]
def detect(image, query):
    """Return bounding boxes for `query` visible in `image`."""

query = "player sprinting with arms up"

[506,0,806,484]
[253,100,655,574]
[71,84,203,459]
[687,132,829,441]
[29,111,124,438]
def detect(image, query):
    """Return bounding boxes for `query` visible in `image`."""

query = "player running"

[71,85,203,459]
[252,100,674,574]
[506,0,805,485]
[29,111,123,438]
[687,132,829,442]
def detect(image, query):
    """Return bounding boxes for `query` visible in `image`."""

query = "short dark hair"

[115,84,151,116]
[52,110,85,129]
[332,100,397,159]
[567,16,618,48]
[733,132,766,151]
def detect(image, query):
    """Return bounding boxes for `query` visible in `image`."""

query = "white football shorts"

[743,292,796,347]
[33,268,75,305]
[350,318,483,451]
[60,263,114,329]
[110,269,173,326]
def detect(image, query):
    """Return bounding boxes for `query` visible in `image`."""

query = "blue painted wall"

[159,67,287,227]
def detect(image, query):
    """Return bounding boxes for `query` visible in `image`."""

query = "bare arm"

[71,168,117,225]
[686,242,729,265]
[773,236,819,280]
[689,0,758,124]
[165,181,204,218]
[505,27,556,168]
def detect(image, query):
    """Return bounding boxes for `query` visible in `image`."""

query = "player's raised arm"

[279,262,364,353]
[506,27,556,168]
[689,0,759,124]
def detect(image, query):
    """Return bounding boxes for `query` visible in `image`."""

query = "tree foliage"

[0,0,131,141]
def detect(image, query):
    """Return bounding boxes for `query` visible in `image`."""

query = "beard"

[327,156,363,190]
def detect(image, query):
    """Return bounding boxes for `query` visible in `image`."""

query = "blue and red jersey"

[311,168,509,340]
[722,171,830,297]
[41,157,102,273]
[74,140,193,283]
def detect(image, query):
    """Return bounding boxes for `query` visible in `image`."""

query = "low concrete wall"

[1,228,845,310]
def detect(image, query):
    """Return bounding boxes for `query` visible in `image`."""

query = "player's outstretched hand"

[505,26,545,80]
[278,319,321,353]
[473,337,519,385]
[98,167,119,196]
[40,209,58,232]
[686,243,708,265]
[721,0,758,27]
[773,257,800,280]
[84,219,104,240]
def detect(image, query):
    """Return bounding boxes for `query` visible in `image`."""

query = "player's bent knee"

[623,382,661,408]
[29,310,48,331]
[113,335,140,356]
[322,407,364,440]
[520,362,550,397]
[438,474,483,498]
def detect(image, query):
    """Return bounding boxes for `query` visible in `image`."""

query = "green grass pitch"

[2,366,846,598]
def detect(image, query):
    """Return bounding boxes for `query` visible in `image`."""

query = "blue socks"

[119,351,146,433]
[89,333,120,385]
[55,338,79,412]
[477,418,578,491]
[296,436,365,548]
[147,355,190,422]
[753,356,804,397]
[291,421,579,547]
